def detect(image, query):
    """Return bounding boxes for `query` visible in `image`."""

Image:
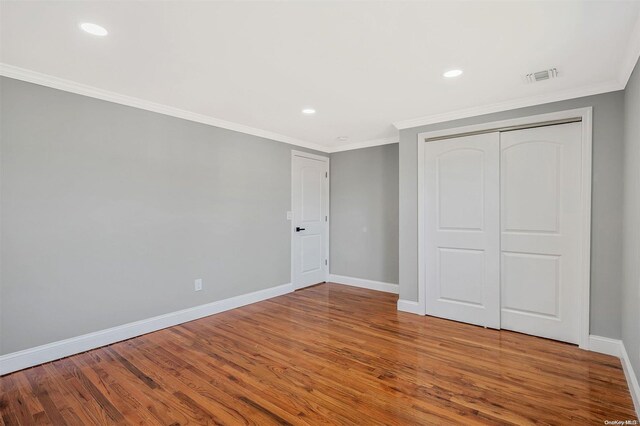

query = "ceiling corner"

[327,136,399,154]
[618,11,640,89]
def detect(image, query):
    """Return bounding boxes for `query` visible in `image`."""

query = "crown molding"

[327,136,399,153]
[3,53,635,154]
[0,63,329,153]
[393,79,623,130]
[619,12,640,88]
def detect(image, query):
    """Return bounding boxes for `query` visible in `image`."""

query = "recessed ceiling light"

[337,136,349,141]
[443,69,463,78]
[302,108,316,115]
[80,22,108,36]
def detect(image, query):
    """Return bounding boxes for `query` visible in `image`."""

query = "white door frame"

[417,107,593,350]
[291,150,330,289]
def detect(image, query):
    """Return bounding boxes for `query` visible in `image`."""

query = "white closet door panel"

[502,141,561,233]
[424,132,500,329]
[500,123,582,344]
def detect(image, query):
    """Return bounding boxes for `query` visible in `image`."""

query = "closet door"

[424,132,500,328]
[500,123,582,344]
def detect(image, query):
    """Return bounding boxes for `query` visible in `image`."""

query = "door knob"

[296,227,306,232]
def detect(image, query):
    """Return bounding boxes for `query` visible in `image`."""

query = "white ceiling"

[2,1,640,152]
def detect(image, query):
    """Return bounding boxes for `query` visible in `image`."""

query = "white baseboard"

[0,283,293,375]
[328,274,398,294]
[583,336,640,419]
[621,342,640,420]
[397,299,425,315]
[588,335,623,357]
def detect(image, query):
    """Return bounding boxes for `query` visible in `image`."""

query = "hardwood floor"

[0,283,636,425]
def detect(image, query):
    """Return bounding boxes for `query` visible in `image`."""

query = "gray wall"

[330,144,399,284]
[0,73,632,355]
[622,59,640,382]
[399,91,625,339]
[0,77,323,355]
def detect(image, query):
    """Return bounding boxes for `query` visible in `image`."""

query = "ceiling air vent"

[526,68,558,83]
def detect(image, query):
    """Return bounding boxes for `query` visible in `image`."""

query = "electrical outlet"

[194,278,203,291]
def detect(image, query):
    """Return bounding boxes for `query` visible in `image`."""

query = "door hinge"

[325,259,328,265]
[325,216,328,222]
[325,172,328,178]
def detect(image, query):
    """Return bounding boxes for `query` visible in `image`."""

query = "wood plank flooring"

[0,283,636,425]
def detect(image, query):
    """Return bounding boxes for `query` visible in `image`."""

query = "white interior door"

[292,151,329,289]
[424,132,501,328]
[500,123,582,344]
